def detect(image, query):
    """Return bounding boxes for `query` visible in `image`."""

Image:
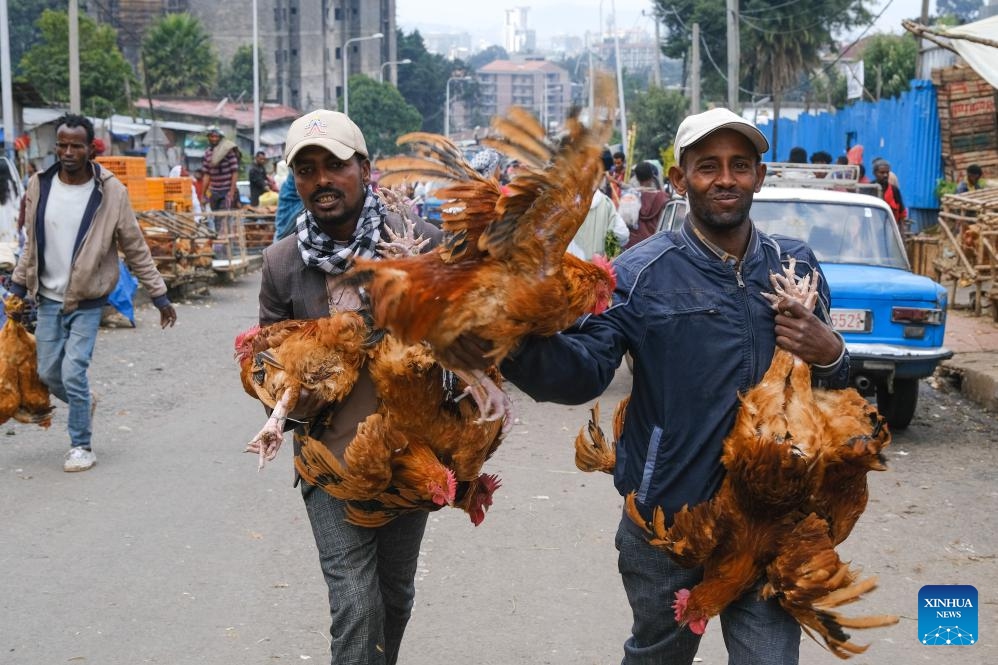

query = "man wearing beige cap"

[254,109,441,665]
[500,108,847,664]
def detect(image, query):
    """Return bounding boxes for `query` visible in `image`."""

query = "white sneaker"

[64,447,97,472]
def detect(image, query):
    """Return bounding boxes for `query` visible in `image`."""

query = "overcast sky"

[396,0,936,50]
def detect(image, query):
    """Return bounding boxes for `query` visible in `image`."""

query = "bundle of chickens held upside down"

[576,260,898,659]
[234,75,620,526]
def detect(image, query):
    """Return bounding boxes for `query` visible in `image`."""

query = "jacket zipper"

[733,259,758,383]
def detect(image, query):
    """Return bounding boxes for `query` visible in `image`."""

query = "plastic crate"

[96,155,148,179]
[146,178,166,210]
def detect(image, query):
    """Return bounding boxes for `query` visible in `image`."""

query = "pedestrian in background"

[956,164,984,193]
[873,158,907,233]
[200,127,240,213]
[248,150,271,206]
[273,172,302,242]
[257,109,442,664]
[571,188,629,259]
[623,161,669,250]
[8,113,177,473]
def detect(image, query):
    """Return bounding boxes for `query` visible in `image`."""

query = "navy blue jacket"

[501,221,850,522]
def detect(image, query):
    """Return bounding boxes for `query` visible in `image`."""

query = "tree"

[347,77,423,158]
[657,0,869,105]
[7,0,63,77]
[396,30,466,133]
[217,44,270,100]
[628,86,689,165]
[861,34,918,101]
[140,13,218,96]
[467,45,509,71]
[936,0,983,23]
[18,10,136,113]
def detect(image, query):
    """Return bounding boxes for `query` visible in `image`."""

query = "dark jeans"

[301,481,428,665]
[615,514,801,665]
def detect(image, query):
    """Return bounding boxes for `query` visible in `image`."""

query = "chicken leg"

[245,388,293,470]
[454,367,512,430]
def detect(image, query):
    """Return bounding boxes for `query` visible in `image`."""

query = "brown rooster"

[343,78,619,425]
[620,259,896,658]
[234,311,371,468]
[0,295,53,428]
[367,335,505,525]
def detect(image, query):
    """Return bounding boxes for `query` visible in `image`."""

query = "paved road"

[2,273,995,665]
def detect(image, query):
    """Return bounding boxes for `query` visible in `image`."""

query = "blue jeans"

[34,297,102,449]
[616,515,801,665]
[301,480,428,665]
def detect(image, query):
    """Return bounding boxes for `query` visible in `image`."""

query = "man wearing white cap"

[500,108,847,664]
[255,109,441,665]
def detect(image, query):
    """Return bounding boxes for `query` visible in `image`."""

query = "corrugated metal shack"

[756,81,943,233]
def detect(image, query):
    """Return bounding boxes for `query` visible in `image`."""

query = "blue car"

[660,185,951,429]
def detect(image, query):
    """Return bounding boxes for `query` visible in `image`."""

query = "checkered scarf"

[296,187,383,275]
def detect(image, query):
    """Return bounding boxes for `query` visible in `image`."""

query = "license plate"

[830,309,869,332]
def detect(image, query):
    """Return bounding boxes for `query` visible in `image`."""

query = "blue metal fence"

[757,80,942,230]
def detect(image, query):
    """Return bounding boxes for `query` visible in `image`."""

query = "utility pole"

[611,0,627,152]
[915,0,930,78]
[69,0,81,112]
[725,0,739,111]
[691,23,701,115]
[0,0,15,161]
[252,0,260,154]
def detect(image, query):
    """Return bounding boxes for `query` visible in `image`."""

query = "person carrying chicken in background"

[256,109,443,665]
[7,113,177,473]
[499,108,849,665]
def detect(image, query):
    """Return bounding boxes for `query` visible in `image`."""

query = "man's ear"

[360,157,372,185]
[754,162,767,193]
[668,165,686,196]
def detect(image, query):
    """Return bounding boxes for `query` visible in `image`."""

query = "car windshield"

[752,200,909,269]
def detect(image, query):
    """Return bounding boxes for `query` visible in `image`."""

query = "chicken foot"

[376,189,430,258]
[245,388,293,470]
[454,367,513,432]
[761,256,820,312]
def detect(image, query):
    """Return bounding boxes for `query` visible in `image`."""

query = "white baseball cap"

[284,109,369,164]
[673,107,769,165]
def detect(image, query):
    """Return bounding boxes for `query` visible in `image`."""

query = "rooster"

[349,335,506,527]
[617,259,896,658]
[0,295,53,428]
[234,311,371,468]
[343,76,619,425]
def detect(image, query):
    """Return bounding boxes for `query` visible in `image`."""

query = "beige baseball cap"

[673,107,769,165]
[284,109,369,164]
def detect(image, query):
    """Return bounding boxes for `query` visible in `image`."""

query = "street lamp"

[342,32,383,117]
[380,58,412,84]
[445,75,473,138]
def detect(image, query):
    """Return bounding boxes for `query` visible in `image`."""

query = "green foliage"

[7,0,64,76]
[628,86,688,164]
[861,34,918,100]
[604,229,622,259]
[18,9,136,113]
[468,45,509,71]
[809,68,848,108]
[141,13,218,96]
[348,77,423,158]
[217,44,270,100]
[935,178,957,200]
[657,0,869,103]
[396,30,467,133]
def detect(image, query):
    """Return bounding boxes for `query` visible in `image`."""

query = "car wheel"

[876,377,919,430]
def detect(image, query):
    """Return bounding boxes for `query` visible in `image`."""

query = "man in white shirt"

[10,114,177,472]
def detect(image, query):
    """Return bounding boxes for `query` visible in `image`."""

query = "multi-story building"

[476,59,572,134]
[90,0,398,112]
